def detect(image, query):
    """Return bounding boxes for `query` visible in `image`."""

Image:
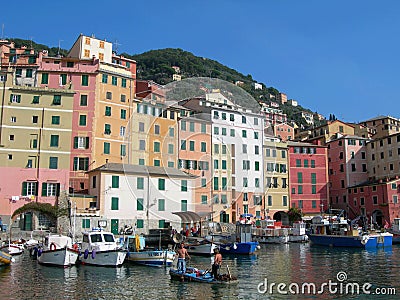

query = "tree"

[287,207,303,224]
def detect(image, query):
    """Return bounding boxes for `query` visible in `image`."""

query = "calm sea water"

[0,243,399,299]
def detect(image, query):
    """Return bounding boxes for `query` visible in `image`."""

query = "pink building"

[288,142,329,216]
[327,135,369,218]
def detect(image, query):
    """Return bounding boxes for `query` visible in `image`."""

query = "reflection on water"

[0,244,399,299]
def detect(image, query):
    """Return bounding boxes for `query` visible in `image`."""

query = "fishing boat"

[1,241,24,256]
[124,235,176,267]
[0,250,14,266]
[308,215,392,248]
[288,222,309,243]
[183,237,219,256]
[169,266,238,284]
[215,222,259,255]
[79,229,127,267]
[388,218,400,244]
[36,234,79,267]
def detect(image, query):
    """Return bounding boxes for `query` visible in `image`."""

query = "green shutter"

[22,182,27,196]
[112,176,119,188]
[111,197,119,210]
[73,157,78,171]
[41,73,49,84]
[137,219,144,228]
[74,137,78,149]
[56,183,60,196]
[84,159,89,171]
[159,220,165,228]
[42,183,47,196]
[85,137,89,149]
[34,182,38,196]
[137,198,144,211]
[158,179,165,190]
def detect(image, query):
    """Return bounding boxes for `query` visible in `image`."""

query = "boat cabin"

[125,235,145,252]
[292,222,306,236]
[81,230,118,251]
[236,223,252,243]
[45,235,72,249]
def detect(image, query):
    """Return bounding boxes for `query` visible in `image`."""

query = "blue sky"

[2,0,399,122]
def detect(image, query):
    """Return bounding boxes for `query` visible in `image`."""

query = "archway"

[372,210,384,227]
[273,211,290,226]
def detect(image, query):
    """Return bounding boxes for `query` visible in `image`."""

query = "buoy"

[50,242,57,251]
[38,248,42,257]
[84,249,89,259]
[91,250,96,259]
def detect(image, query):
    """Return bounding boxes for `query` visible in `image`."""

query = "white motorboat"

[79,229,127,267]
[1,242,24,256]
[37,234,79,267]
[124,235,175,267]
[183,237,219,256]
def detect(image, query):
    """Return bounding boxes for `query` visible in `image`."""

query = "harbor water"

[0,243,399,299]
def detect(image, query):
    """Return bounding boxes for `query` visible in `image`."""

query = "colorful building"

[288,142,329,216]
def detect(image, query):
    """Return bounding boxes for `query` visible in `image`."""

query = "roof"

[172,211,205,223]
[88,163,197,179]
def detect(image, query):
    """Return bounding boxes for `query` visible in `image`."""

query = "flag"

[384,220,390,229]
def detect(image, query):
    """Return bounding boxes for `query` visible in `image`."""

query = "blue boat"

[212,222,259,255]
[169,267,238,284]
[308,215,392,249]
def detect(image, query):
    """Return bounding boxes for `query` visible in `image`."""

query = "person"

[0,217,2,232]
[176,243,190,273]
[212,248,222,279]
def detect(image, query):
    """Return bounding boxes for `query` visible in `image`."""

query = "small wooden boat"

[169,267,238,284]
[0,250,14,266]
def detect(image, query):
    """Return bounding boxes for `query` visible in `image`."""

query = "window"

[254,195,262,206]
[230,129,235,137]
[52,95,62,105]
[104,142,110,154]
[158,179,165,190]
[137,177,144,189]
[121,94,126,102]
[80,75,89,86]
[154,142,160,152]
[255,161,260,171]
[138,140,145,151]
[168,144,174,154]
[181,120,186,131]
[22,181,38,196]
[49,157,58,169]
[180,140,186,150]
[242,130,247,138]
[200,142,207,152]
[283,196,288,206]
[373,196,378,205]
[243,177,248,187]
[51,116,60,125]
[60,74,67,85]
[222,160,227,170]
[102,74,108,83]
[32,96,40,104]
[181,180,188,192]
[311,173,316,184]
[298,185,303,194]
[201,195,207,204]
[243,160,250,170]
[169,127,175,137]
[181,200,188,212]
[168,161,174,168]
[221,195,227,204]
[222,177,227,190]
[201,124,206,133]
[154,124,160,134]
[82,219,91,229]
[242,144,247,154]
[111,197,119,210]
[201,178,207,188]
[135,198,144,211]
[213,177,219,190]
[296,159,301,167]
[106,92,112,100]
[158,199,165,211]
[214,160,219,169]
[120,126,126,137]
[50,135,59,147]
[73,157,89,171]
[112,176,119,188]
[254,132,259,139]
[311,160,315,168]
[26,69,33,78]
[32,116,38,124]
[189,141,195,151]
[74,136,89,149]
[10,94,21,103]
[41,73,49,84]
[214,127,219,135]
[120,144,126,156]
[222,128,227,136]
[242,116,246,124]
[189,122,195,132]
[304,159,309,168]
[159,220,165,229]
[255,145,259,155]
[42,182,59,197]
[137,219,144,228]
[112,76,117,86]
[222,145,227,154]
[230,114,235,121]
[79,115,87,126]
[104,124,111,134]
[105,106,111,116]
[121,78,127,88]
[312,185,317,194]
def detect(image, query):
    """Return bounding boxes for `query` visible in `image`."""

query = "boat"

[214,222,259,255]
[36,234,79,267]
[308,215,392,248]
[124,235,176,267]
[1,241,24,256]
[288,222,309,243]
[252,220,290,244]
[169,266,238,284]
[183,237,219,256]
[79,229,127,267]
[0,250,14,266]
[25,230,51,257]
[388,218,400,244]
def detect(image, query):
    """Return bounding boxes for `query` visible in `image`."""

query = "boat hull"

[79,249,127,267]
[37,248,79,267]
[0,251,13,266]
[185,242,218,256]
[126,250,175,267]
[308,233,392,248]
[253,235,289,244]
[219,242,259,255]
[169,267,238,284]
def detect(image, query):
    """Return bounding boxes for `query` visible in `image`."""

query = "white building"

[86,163,196,234]
[253,82,263,90]
[68,34,113,63]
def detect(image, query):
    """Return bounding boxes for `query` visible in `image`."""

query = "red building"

[288,142,329,216]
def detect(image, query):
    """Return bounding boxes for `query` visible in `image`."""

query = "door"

[111,219,119,235]
[24,213,32,231]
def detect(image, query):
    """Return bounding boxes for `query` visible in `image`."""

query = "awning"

[172,211,204,223]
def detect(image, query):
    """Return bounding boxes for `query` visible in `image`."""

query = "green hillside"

[8,38,323,127]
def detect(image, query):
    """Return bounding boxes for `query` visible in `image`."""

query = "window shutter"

[41,183,47,196]
[34,182,38,196]
[74,137,78,149]
[84,158,89,171]
[56,183,60,196]
[22,182,27,196]
[85,137,90,149]
[73,157,78,171]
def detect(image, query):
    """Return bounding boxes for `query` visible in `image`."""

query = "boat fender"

[92,249,96,259]
[32,247,38,257]
[72,243,78,251]
[361,236,369,245]
[127,251,130,258]
[37,248,42,257]
[50,242,57,251]
[84,249,89,259]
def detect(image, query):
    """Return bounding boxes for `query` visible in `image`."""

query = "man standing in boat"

[176,243,190,273]
[212,248,222,279]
